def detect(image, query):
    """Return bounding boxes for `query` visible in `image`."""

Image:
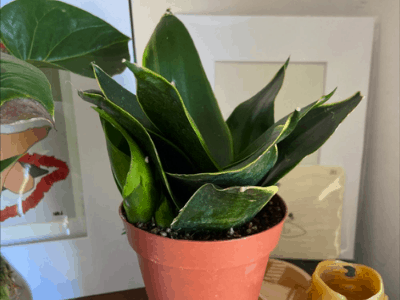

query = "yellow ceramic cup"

[307,260,388,300]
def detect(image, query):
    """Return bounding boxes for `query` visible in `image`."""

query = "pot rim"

[119,194,288,244]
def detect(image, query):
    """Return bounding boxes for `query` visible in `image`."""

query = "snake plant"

[79,11,363,232]
[0,0,363,233]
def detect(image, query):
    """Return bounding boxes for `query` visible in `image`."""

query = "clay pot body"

[120,197,287,300]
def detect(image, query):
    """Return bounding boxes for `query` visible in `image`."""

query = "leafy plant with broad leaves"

[0,0,130,184]
[1,0,363,234]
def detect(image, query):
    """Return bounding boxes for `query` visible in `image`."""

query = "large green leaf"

[79,91,187,209]
[155,194,177,228]
[170,184,278,231]
[166,109,299,199]
[143,12,233,168]
[167,142,278,199]
[0,53,55,130]
[96,108,159,223]
[0,0,130,78]
[167,146,277,203]
[79,90,195,176]
[227,109,301,173]
[263,92,364,186]
[125,62,220,172]
[235,89,337,163]
[227,59,289,158]
[91,64,157,132]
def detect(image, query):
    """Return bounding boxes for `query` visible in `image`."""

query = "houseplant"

[0,1,363,299]
[0,254,17,300]
[0,254,32,300]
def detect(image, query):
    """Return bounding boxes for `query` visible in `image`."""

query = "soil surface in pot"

[123,195,286,241]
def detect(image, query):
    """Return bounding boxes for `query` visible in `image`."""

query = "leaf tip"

[327,87,338,98]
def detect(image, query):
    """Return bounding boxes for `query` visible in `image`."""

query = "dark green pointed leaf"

[227,59,289,158]
[235,89,337,163]
[112,170,123,195]
[91,64,158,132]
[155,194,177,228]
[79,91,195,176]
[167,146,277,203]
[143,13,233,167]
[166,111,300,197]
[0,0,130,78]
[96,107,159,223]
[148,132,196,175]
[230,109,301,172]
[0,53,55,131]
[263,92,364,186]
[271,88,337,142]
[170,184,278,231]
[79,92,186,209]
[124,61,219,172]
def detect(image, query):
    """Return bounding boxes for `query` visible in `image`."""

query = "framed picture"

[177,14,374,260]
[1,1,144,299]
[1,68,87,246]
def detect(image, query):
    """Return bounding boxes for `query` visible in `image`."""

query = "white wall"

[131,0,399,298]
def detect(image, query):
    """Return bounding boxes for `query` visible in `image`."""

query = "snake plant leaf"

[155,194,177,228]
[125,61,220,172]
[143,12,233,168]
[167,146,278,203]
[91,64,158,132]
[263,92,364,186]
[0,54,55,132]
[170,184,279,231]
[271,88,337,142]
[79,90,195,176]
[166,110,299,199]
[227,58,289,158]
[96,107,159,223]
[112,171,123,195]
[230,109,301,171]
[79,91,186,209]
[0,0,130,78]
[235,89,337,163]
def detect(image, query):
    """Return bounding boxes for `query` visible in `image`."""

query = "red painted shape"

[0,153,69,222]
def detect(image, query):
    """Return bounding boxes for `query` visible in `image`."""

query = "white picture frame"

[176,14,374,260]
[1,67,88,247]
[1,1,142,299]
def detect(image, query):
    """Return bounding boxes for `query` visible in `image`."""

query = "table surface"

[72,259,348,300]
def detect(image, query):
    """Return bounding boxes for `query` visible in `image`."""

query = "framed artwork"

[177,15,374,260]
[1,68,87,246]
[0,0,137,248]
[1,1,144,299]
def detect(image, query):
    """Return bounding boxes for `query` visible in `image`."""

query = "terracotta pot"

[120,195,287,300]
